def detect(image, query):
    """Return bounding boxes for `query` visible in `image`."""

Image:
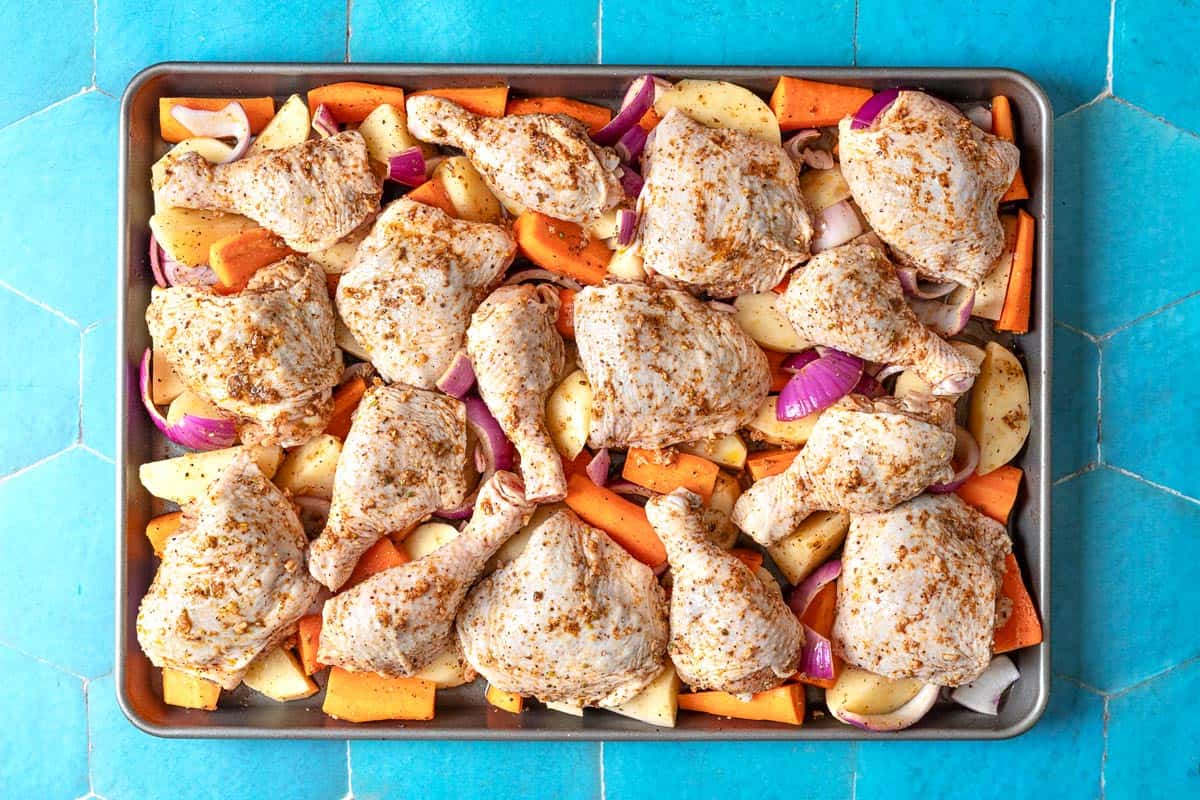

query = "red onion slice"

[619,166,644,200]
[949,655,1019,715]
[139,349,237,451]
[802,148,835,170]
[907,286,976,337]
[164,257,218,288]
[593,74,659,146]
[311,103,339,138]
[811,200,864,253]
[606,479,656,499]
[965,105,993,131]
[927,425,981,494]
[874,364,906,382]
[788,559,842,616]
[435,351,476,399]
[852,372,885,398]
[464,395,515,471]
[851,89,901,130]
[896,267,957,299]
[501,269,583,291]
[586,448,611,486]
[149,233,168,288]
[777,350,863,421]
[831,683,940,732]
[616,210,638,247]
[622,75,673,110]
[387,147,427,187]
[615,125,648,164]
[798,624,835,680]
[783,129,821,162]
[780,349,819,373]
[169,102,252,162]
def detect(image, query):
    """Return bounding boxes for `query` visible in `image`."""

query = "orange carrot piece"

[306,81,406,123]
[297,614,325,676]
[562,449,593,478]
[994,553,1043,653]
[762,349,793,392]
[564,473,667,568]
[159,97,276,143]
[209,228,294,294]
[956,465,1023,524]
[771,275,791,295]
[162,668,221,710]
[485,684,525,714]
[556,288,577,339]
[996,210,1035,333]
[747,449,799,481]
[678,684,805,725]
[325,271,341,299]
[513,211,611,286]
[411,86,509,117]
[769,77,873,130]
[622,448,720,503]
[731,548,764,572]
[146,511,182,558]
[506,96,613,135]
[405,177,458,218]
[794,581,841,689]
[638,107,662,132]
[344,537,410,590]
[325,376,367,441]
[991,96,1031,202]
[323,668,436,722]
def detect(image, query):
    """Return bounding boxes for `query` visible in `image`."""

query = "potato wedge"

[679,432,748,471]
[403,521,460,561]
[968,342,1031,475]
[308,226,368,274]
[893,341,987,400]
[826,667,925,716]
[607,246,646,281]
[164,391,226,427]
[545,369,592,458]
[797,167,852,213]
[587,207,621,240]
[411,645,477,689]
[149,207,257,267]
[162,669,220,710]
[608,664,681,727]
[334,315,371,361]
[247,94,310,155]
[745,396,821,447]
[139,445,284,505]
[150,349,186,405]
[242,647,318,702]
[972,214,1019,321]
[733,293,809,353]
[485,503,561,571]
[356,102,425,165]
[766,510,849,585]
[274,434,343,500]
[545,700,584,717]
[654,79,781,145]
[434,156,503,224]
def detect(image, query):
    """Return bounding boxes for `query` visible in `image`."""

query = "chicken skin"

[457,509,669,707]
[317,471,533,677]
[833,493,1011,686]
[137,452,320,689]
[146,256,341,448]
[154,131,382,252]
[309,384,469,591]
[574,283,770,449]
[779,243,980,394]
[733,393,956,546]
[638,108,813,297]
[405,95,623,223]
[467,284,567,502]
[839,91,1020,289]
[647,490,802,695]
[337,199,516,388]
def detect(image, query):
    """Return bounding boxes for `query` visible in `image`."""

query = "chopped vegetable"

[139,349,238,451]
[306,82,406,123]
[851,89,901,129]
[387,147,427,187]
[586,448,612,486]
[296,614,325,676]
[927,426,981,494]
[159,96,275,143]
[311,103,339,137]
[950,655,1019,715]
[139,445,283,505]
[555,288,576,339]
[907,285,976,337]
[777,348,863,420]
[994,553,1043,653]
[162,669,221,710]
[145,511,182,558]
[169,102,252,162]
[242,647,319,702]
[405,176,458,218]
[746,449,799,481]
[411,85,509,117]
[435,352,476,398]
[594,74,656,145]
[325,376,367,440]
[505,96,613,135]
[678,684,805,725]
[513,211,611,286]
[621,448,720,503]
[274,434,342,500]
[730,547,764,571]
[810,200,864,253]
[769,77,873,130]
[794,581,841,688]
[829,681,939,732]
[209,227,294,293]
[991,96,1030,202]
[485,684,525,713]
[344,537,410,590]
[956,464,1022,524]
[322,668,436,722]
[767,512,849,586]
[996,209,1035,333]
[564,473,667,569]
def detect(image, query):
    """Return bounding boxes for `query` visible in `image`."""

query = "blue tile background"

[2,0,1198,797]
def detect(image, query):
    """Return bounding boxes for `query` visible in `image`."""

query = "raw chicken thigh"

[153,131,382,252]
[647,490,802,695]
[308,384,469,591]
[317,471,533,677]
[337,198,516,388]
[638,108,813,297]
[405,95,623,223]
[574,282,770,449]
[838,91,1020,289]
[733,393,956,546]
[833,493,1011,686]
[467,284,567,502]
[456,509,669,707]
[136,452,320,689]
[779,243,980,394]
[146,256,341,448]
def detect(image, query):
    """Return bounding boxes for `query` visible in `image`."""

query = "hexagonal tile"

[0,644,88,798]
[1102,293,1200,498]
[0,1,92,129]
[1054,98,1200,335]
[1107,658,1200,795]
[0,286,79,475]
[82,318,117,461]
[95,0,346,95]
[89,674,347,800]
[856,0,1108,113]
[0,448,114,677]
[351,739,598,800]
[1054,324,1099,480]
[602,0,854,66]
[856,678,1103,797]
[0,91,116,327]
[353,0,597,63]
[1052,467,1200,692]
[1114,0,1200,135]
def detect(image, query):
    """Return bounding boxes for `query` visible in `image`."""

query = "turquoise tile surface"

[1052,324,1099,480]
[0,0,92,128]
[0,645,88,799]
[83,318,117,461]
[1114,0,1200,135]
[1107,658,1200,795]
[602,0,855,66]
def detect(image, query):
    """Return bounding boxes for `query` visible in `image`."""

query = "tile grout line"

[1053,671,1107,697]
[1104,0,1115,93]
[1108,651,1200,700]
[345,0,353,62]
[1099,696,1110,799]
[0,87,96,137]
[850,742,859,800]
[84,677,95,798]
[1097,287,1200,341]
[852,0,859,66]
[90,0,98,88]
[1055,319,1099,343]
[77,328,86,444]
[0,276,82,327]
[598,741,605,800]
[1057,89,1110,121]
[0,637,90,682]
[79,444,115,465]
[1095,341,1103,465]
[596,0,603,64]
[0,445,74,486]
[1104,464,1200,508]
[1111,95,1200,141]
[346,740,354,799]
[1053,462,1097,486]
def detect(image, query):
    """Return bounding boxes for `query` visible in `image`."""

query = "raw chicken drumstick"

[337,198,516,388]
[146,256,341,448]
[574,282,770,449]
[317,471,533,677]
[779,243,980,394]
[405,95,623,223]
[456,508,669,708]
[308,384,470,591]
[154,131,382,252]
[646,489,802,695]
[638,108,813,297]
[136,452,320,689]
[733,393,956,546]
[838,90,1020,289]
[834,493,1011,687]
